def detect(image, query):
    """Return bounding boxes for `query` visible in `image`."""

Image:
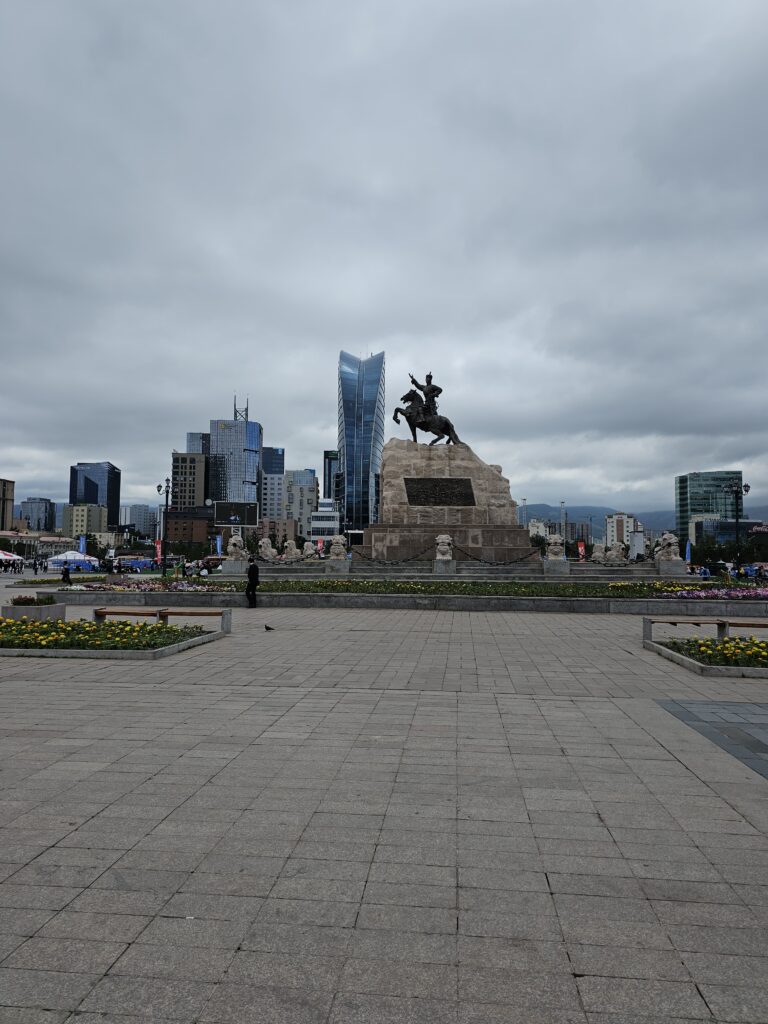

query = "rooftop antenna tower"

[234,395,249,422]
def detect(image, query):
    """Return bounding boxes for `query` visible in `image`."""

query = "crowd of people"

[1,558,48,575]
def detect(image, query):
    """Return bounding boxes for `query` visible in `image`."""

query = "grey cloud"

[1,0,767,511]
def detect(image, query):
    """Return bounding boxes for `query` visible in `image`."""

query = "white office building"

[309,499,341,548]
[605,513,639,548]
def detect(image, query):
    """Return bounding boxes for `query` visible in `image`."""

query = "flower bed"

[50,578,768,600]
[0,618,206,651]
[66,580,238,594]
[663,636,768,668]
[8,594,57,606]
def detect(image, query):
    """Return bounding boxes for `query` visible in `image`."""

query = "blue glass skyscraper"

[208,418,262,503]
[338,351,385,531]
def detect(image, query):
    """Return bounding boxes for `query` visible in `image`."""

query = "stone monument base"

[359,523,537,564]
[360,438,539,566]
[433,559,456,575]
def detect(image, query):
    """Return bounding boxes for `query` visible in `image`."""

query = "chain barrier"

[251,543,539,569]
[450,544,540,567]
[349,545,435,566]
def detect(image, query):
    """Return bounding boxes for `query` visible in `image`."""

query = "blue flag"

[685,539,692,563]
[79,535,86,554]
[216,534,223,556]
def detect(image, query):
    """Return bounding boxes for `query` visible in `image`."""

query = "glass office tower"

[675,470,744,542]
[208,419,262,503]
[337,351,385,531]
[262,447,285,475]
[69,462,121,527]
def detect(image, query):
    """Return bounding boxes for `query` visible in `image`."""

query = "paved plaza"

[2,600,768,1022]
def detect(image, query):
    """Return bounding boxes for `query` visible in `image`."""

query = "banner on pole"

[216,535,223,556]
[154,540,162,563]
[78,535,86,554]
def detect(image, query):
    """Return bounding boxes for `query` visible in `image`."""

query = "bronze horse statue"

[393,389,461,445]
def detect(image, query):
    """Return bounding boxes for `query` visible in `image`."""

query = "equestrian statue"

[393,372,461,445]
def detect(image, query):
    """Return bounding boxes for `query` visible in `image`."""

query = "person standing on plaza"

[246,557,260,608]
[61,562,71,585]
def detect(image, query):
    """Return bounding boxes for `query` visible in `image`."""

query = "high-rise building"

[69,462,121,527]
[0,479,14,531]
[186,432,210,455]
[675,471,744,543]
[20,497,55,532]
[283,469,319,538]
[119,504,157,537]
[208,400,262,504]
[337,351,385,531]
[261,474,285,520]
[323,450,340,500]
[262,447,285,475]
[172,453,209,509]
[62,504,108,537]
[605,513,639,547]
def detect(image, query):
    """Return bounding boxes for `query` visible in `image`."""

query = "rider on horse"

[409,373,442,420]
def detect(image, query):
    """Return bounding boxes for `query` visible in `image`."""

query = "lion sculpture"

[604,542,628,566]
[435,534,453,560]
[655,532,682,562]
[226,533,245,558]
[258,538,277,561]
[546,533,565,560]
[328,534,347,560]
[302,541,318,560]
[283,540,301,562]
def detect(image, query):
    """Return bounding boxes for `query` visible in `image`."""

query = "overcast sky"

[2,0,766,513]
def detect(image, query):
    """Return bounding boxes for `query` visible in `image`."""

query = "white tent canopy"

[0,550,23,561]
[48,551,99,564]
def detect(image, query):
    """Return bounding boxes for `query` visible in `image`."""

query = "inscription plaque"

[404,477,476,507]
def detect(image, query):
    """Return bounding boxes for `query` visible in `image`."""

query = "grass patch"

[0,617,206,651]
[664,636,768,668]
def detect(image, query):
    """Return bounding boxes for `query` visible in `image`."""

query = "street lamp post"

[156,477,171,578]
[722,481,751,570]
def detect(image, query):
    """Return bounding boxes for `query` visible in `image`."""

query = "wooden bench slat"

[92,607,231,635]
[643,615,768,642]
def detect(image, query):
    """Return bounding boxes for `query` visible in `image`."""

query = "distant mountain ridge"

[522,504,767,541]
[522,504,675,540]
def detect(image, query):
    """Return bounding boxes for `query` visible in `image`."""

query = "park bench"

[93,607,232,634]
[643,616,768,643]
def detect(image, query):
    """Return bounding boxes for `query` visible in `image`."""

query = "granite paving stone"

[78,976,216,1018]
[2,605,768,1020]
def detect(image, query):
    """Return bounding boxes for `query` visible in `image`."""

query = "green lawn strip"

[0,619,206,651]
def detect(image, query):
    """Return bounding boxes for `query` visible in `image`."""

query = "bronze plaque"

[404,477,476,506]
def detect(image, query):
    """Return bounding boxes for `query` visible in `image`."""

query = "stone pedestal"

[361,439,539,565]
[325,559,351,575]
[220,559,248,577]
[433,560,457,575]
[543,559,570,576]
[1,604,66,621]
[657,559,687,578]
